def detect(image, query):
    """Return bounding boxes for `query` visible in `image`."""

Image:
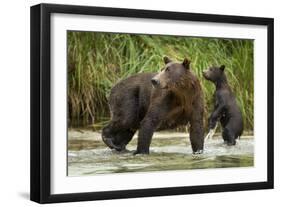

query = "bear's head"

[151,56,191,89]
[203,65,226,83]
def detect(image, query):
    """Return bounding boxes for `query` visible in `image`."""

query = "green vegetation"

[67,31,253,131]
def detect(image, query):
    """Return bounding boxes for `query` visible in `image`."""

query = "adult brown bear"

[102,57,204,154]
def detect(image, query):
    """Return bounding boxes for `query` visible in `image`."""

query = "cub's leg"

[222,127,236,146]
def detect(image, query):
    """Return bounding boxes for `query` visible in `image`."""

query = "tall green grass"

[67,31,253,131]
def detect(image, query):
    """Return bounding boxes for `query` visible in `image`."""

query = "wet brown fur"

[102,57,204,154]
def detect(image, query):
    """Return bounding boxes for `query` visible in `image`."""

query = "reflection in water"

[68,130,254,176]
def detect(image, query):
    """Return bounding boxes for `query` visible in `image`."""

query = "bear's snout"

[151,78,160,86]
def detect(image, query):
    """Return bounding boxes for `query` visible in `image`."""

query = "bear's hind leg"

[114,129,136,151]
[102,122,120,150]
[103,92,139,150]
[222,127,236,146]
[102,121,136,151]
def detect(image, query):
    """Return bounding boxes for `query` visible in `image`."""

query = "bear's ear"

[163,56,172,64]
[220,65,225,71]
[182,58,191,69]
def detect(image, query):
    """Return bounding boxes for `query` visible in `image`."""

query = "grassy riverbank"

[67,31,254,131]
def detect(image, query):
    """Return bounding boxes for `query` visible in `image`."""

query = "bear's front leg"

[208,105,224,130]
[190,117,204,154]
[134,110,163,155]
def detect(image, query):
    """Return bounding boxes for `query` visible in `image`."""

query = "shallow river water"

[68,130,254,176]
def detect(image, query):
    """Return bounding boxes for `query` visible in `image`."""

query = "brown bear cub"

[203,65,243,145]
[102,57,205,154]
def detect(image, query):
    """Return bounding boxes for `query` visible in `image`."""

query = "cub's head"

[151,56,191,89]
[203,65,225,83]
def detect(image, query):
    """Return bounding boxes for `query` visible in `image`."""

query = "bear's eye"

[165,67,170,72]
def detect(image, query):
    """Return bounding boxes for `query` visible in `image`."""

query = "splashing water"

[68,130,254,176]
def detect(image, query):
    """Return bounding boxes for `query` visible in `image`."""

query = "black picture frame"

[30,3,274,204]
